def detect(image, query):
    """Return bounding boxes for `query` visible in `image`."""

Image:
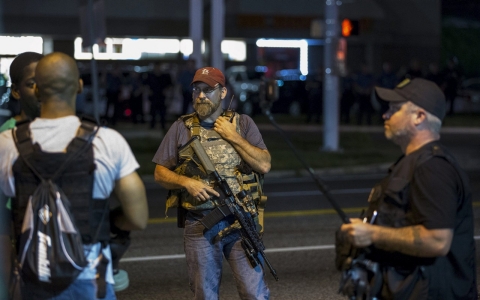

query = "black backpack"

[12,118,102,295]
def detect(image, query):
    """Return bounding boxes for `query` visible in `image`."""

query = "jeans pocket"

[184,219,204,236]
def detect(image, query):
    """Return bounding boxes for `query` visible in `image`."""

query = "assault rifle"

[183,136,279,281]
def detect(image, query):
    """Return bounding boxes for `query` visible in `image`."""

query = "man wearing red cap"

[338,78,476,299]
[152,67,271,299]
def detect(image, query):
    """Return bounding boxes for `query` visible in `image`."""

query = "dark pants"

[182,91,192,115]
[340,91,355,124]
[150,100,166,130]
[356,94,374,126]
[129,96,144,124]
[446,93,456,115]
[105,91,121,126]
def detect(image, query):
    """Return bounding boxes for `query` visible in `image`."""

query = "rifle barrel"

[188,136,279,280]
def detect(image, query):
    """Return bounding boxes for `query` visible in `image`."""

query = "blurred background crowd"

[0,0,479,131]
[4,54,467,132]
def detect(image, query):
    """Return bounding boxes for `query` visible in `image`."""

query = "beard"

[384,124,414,145]
[193,97,221,118]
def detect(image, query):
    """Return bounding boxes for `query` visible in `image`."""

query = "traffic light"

[341,19,359,37]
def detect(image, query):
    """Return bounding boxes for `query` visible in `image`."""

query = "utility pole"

[87,0,100,123]
[0,0,4,33]
[322,0,340,151]
[79,0,106,123]
[190,0,203,69]
[211,0,225,72]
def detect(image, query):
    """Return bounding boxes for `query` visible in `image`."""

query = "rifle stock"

[187,136,279,281]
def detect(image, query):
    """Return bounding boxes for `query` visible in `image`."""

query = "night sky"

[442,0,480,20]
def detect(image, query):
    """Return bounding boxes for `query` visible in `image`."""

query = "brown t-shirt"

[152,114,267,169]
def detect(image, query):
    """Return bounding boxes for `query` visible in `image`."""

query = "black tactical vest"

[11,118,110,245]
[364,141,469,268]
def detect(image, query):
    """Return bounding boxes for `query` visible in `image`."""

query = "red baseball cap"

[191,67,225,88]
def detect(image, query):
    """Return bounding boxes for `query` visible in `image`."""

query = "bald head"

[35,52,82,105]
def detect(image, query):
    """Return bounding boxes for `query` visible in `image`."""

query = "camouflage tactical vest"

[166,112,267,231]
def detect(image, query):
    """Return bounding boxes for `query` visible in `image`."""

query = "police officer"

[339,78,477,299]
[153,67,271,299]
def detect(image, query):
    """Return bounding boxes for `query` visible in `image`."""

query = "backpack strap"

[13,116,100,182]
[56,116,97,169]
[13,120,45,181]
[76,115,98,142]
[50,116,99,181]
[13,119,32,144]
[13,119,34,157]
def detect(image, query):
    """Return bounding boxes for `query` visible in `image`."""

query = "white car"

[225,66,265,115]
[455,78,480,113]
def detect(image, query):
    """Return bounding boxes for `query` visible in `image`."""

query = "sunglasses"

[192,85,221,95]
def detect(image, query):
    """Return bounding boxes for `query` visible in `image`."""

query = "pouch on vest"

[164,138,208,220]
[383,266,428,299]
[237,171,267,234]
[164,137,218,226]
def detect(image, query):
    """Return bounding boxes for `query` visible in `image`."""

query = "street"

[0,1,478,299]
[116,164,480,299]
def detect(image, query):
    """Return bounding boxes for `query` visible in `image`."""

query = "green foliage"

[125,128,400,176]
[443,113,480,127]
[127,137,163,176]
[123,113,478,176]
[442,27,480,77]
[266,131,399,171]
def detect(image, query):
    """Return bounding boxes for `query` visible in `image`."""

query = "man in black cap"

[338,78,477,299]
[152,67,271,299]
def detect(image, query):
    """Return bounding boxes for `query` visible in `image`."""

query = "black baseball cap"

[375,78,446,120]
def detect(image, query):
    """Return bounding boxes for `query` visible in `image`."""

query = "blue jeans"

[21,279,116,300]
[184,216,270,300]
